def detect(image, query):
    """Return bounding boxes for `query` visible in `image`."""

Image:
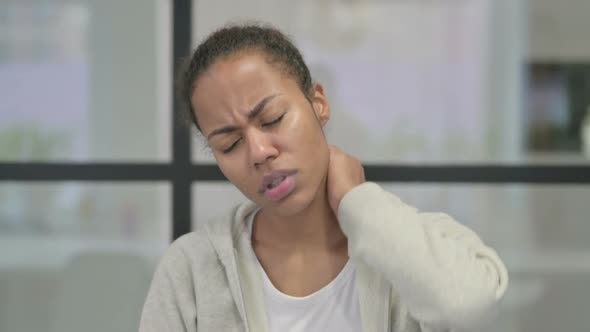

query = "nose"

[248,129,278,169]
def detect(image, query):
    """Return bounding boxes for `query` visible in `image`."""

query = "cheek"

[216,156,259,195]
[283,110,324,146]
[216,157,243,184]
[283,112,330,177]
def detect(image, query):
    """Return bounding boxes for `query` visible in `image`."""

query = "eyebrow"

[206,94,280,140]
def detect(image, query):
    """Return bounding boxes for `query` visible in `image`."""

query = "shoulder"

[166,231,211,258]
[156,200,258,271]
[201,200,258,239]
[153,231,214,279]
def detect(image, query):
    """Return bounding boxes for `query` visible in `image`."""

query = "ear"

[310,83,330,127]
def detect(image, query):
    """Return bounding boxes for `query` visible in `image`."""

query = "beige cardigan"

[139,182,508,331]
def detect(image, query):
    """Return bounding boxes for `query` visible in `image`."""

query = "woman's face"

[192,52,331,217]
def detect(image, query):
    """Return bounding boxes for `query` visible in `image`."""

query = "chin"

[261,187,316,217]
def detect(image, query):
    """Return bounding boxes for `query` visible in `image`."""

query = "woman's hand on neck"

[253,145,364,252]
[326,145,366,213]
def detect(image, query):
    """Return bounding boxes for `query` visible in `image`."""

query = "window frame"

[0,0,589,241]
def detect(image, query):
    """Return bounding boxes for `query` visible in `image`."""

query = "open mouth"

[259,171,297,202]
[267,175,286,190]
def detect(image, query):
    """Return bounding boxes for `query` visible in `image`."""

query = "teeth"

[268,176,286,189]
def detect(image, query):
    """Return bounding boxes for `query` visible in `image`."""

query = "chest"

[253,244,349,297]
[193,251,421,332]
[261,270,362,332]
[252,243,362,331]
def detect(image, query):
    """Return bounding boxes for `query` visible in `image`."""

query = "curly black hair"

[180,22,313,132]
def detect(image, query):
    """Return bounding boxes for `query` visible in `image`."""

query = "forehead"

[191,53,298,127]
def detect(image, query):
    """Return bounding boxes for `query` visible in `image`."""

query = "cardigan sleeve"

[338,182,508,331]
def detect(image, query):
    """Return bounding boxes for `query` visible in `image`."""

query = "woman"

[140,23,508,332]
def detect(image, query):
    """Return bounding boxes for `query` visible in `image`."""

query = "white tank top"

[247,211,362,332]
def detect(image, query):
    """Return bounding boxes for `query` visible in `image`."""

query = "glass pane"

[378,183,590,332]
[191,0,590,164]
[0,182,170,332]
[502,273,590,332]
[378,183,589,255]
[526,0,590,163]
[0,0,171,161]
[192,181,590,331]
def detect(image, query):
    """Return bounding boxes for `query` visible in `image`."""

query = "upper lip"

[259,169,296,192]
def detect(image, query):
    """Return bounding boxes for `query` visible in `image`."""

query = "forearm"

[338,183,508,331]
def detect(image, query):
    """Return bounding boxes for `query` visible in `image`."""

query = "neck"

[254,178,345,251]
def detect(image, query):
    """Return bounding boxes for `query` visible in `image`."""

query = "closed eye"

[262,113,285,128]
[222,138,242,154]
[222,113,285,154]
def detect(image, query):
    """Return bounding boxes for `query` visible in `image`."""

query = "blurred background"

[1,0,589,331]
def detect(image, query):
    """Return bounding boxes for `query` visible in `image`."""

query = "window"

[1,1,588,332]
